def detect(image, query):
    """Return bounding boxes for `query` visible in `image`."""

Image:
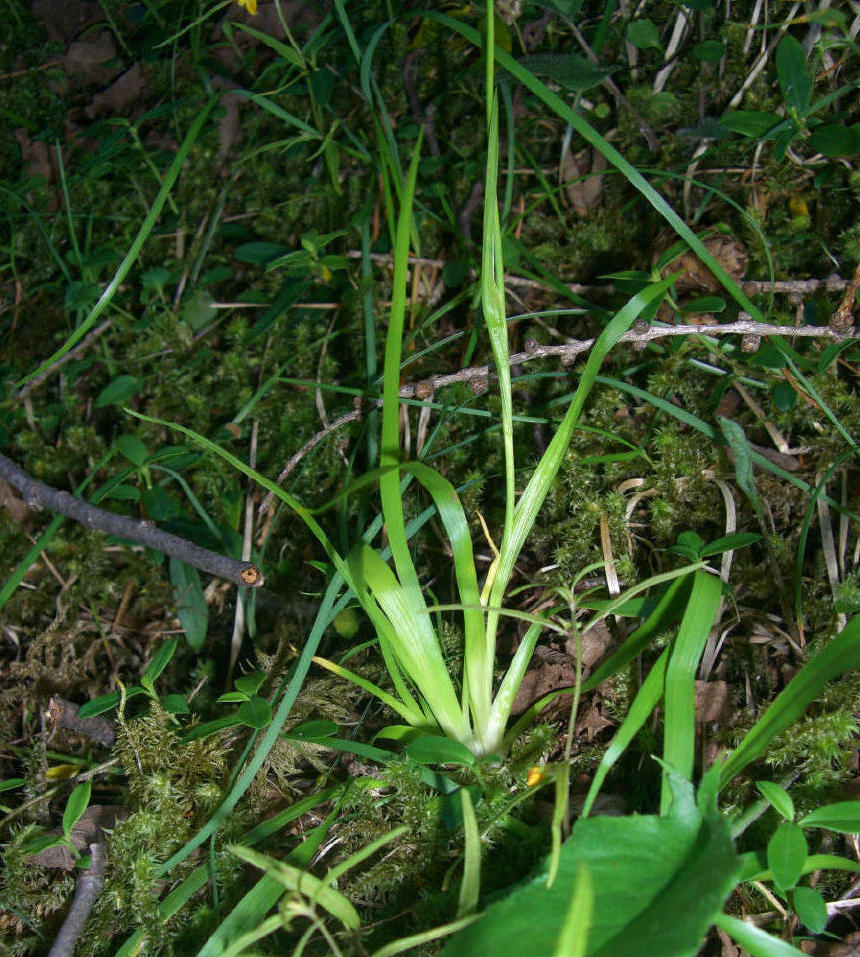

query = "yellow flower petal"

[526,766,545,787]
[237,0,258,14]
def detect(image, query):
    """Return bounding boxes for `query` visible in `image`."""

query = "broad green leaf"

[776,35,811,113]
[162,694,190,715]
[792,886,827,933]
[289,720,338,739]
[141,636,180,693]
[169,559,209,651]
[808,123,860,157]
[799,800,860,833]
[767,822,807,891]
[407,735,476,767]
[95,375,140,409]
[234,242,291,264]
[719,616,860,787]
[441,775,737,957]
[700,532,760,557]
[78,686,145,717]
[0,778,25,792]
[181,289,216,332]
[234,672,267,697]
[236,697,272,730]
[626,20,660,49]
[62,780,91,836]
[517,54,607,91]
[114,434,148,466]
[756,782,794,822]
[720,111,781,138]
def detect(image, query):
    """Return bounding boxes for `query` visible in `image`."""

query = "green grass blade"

[348,544,465,739]
[553,862,593,957]
[596,376,855,516]
[313,655,423,726]
[229,845,360,929]
[581,573,693,693]
[487,276,678,624]
[661,571,722,814]
[719,614,860,789]
[715,914,807,957]
[457,789,481,918]
[18,97,218,388]
[428,12,765,324]
[581,648,669,818]
[482,94,515,540]
[490,621,543,751]
[379,133,426,608]
[406,462,487,730]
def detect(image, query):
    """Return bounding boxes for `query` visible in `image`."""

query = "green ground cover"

[0,1,859,954]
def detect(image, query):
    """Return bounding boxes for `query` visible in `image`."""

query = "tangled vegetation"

[0,1,858,955]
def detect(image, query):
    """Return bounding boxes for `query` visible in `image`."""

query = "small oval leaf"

[767,821,808,891]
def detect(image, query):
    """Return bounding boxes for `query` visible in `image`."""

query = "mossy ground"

[0,1,858,954]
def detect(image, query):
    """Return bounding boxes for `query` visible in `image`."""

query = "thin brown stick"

[0,453,263,588]
[830,257,860,331]
[256,317,855,515]
[46,842,107,957]
[395,317,856,397]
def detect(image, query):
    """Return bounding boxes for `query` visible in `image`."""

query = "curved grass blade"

[718,614,860,789]
[428,12,765,324]
[19,97,218,388]
[661,571,722,813]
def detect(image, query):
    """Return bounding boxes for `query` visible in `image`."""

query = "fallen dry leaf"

[63,32,119,83]
[86,62,143,119]
[695,680,731,723]
[560,146,607,217]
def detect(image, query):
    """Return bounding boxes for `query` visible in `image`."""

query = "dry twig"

[0,453,263,588]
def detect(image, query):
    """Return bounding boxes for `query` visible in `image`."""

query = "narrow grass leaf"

[719,615,860,788]
[428,13,765,322]
[715,914,807,956]
[553,862,593,957]
[379,133,425,601]
[313,656,423,726]
[229,845,360,930]
[661,571,722,813]
[169,560,209,651]
[488,276,679,631]
[327,826,409,883]
[581,648,669,818]
[19,97,218,388]
[799,800,860,833]
[457,789,481,918]
[62,781,91,836]
[369,917,480,957]
[718,417,762,519]
[482,93,515,539]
